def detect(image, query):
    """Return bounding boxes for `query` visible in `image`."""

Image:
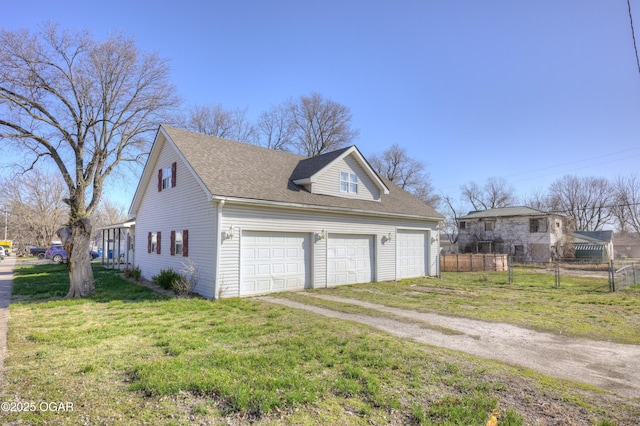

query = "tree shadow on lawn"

[10,263,168,305]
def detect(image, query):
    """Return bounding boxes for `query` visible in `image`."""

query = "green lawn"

[1,263,639,425]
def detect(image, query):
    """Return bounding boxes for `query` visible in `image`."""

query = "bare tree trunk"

[57,219,95,298]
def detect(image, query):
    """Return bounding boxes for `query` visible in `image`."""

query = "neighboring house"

[457,207,569,262]
[614,233,640,259]
[128,125,444,299]
[572,230,614,262]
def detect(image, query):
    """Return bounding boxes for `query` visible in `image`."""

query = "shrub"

[123,266,142,281]
[131,265,142,281]
[152,268,181,290]
[172,260,200,297]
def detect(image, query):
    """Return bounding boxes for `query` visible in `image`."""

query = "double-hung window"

[340,172,358,193]
[162,166,172,190]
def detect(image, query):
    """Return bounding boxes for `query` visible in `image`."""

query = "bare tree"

[521,188,552,211]
[440,194,466,251]
[0,24,178,297]
[548,175,613,231]
[180,104,257,143]
[0,170,68,247]
[288,92,359,157]
[91,198,129,236]
[613,174,640,235]
[256,103,293,150]
[461,177,517,211]
[369,144,440,206]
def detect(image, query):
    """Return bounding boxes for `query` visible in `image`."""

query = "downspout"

[213,199,225,299]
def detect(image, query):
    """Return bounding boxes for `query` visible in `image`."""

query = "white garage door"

[241,231,310,296]
[397,230,428,279]
[327,234,374,286]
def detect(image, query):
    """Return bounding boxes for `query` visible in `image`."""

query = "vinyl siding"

[134,141,218,299]
[218,202,438,297]
[313,155,381,201]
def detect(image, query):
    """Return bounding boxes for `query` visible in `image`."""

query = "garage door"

[327,234,374,286]
[397,230,428,279]
[241,231,310,296]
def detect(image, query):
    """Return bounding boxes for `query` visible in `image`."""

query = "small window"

[175,231,183,256]
[150,232,157,253]
[484,221,494,231]
[530,218,548,233]
[340,172,358,193]
[459,221,466,230]
[162,166,172,190]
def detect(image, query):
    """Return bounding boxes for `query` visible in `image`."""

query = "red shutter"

[148,232,152,253]
[183,230,189,257]
[171,162,177,187]
[170,231,175,256]
[157,231,161,254]
[158,169,163,192]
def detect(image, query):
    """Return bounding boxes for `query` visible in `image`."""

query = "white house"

[129,125,444,299]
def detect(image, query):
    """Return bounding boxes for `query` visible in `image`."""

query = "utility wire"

[627,0,640,76]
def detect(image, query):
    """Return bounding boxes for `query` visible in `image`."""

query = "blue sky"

[3,0,640,212]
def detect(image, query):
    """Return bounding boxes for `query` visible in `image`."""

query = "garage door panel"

[398,230,427,279]
[241,231,310,296]
[328,234,374,286]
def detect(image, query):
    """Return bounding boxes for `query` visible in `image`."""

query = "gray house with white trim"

[129,125,444,299]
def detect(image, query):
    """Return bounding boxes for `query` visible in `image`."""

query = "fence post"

[609,260,615,292]
[555,261,560,289]
[508,255,513,284]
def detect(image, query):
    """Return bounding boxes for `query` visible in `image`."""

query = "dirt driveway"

[262,294,640,399]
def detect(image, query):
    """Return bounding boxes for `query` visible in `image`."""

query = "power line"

[627,0,640,76]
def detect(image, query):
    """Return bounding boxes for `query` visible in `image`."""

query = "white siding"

[134,142,218,299]
[217,203,439,297]
[313,155,381,201]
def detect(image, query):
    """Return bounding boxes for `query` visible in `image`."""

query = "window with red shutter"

[170,231,176,256]
[171,162,177,187]
[148,232,152,253]
[157,231,161,254]
[158,169,162,192]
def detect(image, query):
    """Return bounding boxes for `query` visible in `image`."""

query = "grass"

[2,262,639,424]
[301,268,640,345]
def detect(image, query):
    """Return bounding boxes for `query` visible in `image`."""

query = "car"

[47,247,67,264]
[44,244,64,260]
[1,245,10,257]
[46,246,100,264]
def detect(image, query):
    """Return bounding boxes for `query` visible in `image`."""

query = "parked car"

[46,246,100,264]
[1,245,10,257]
[46,246,67,264]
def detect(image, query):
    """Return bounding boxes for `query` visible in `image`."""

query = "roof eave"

[210,195,441,222]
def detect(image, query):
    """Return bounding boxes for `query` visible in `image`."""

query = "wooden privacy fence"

[440,254,509,272]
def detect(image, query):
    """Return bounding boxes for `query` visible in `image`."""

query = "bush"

[173,260,200,297]
[131,265,142,281]
[152,268,181,290]
[123,265,142,281]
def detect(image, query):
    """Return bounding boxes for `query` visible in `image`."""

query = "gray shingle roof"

[162,125,443,220]
[459,206,561,219]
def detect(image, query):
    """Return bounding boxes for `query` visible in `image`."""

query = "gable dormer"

[292,146,389,202]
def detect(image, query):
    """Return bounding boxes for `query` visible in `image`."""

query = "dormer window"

[340,172,358,193]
